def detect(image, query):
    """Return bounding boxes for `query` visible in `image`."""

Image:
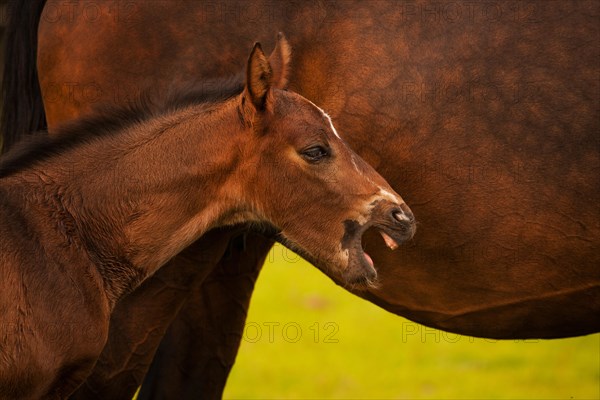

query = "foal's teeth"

[380,231,399,250]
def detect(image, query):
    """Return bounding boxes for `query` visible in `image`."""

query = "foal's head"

[233,35,416,287]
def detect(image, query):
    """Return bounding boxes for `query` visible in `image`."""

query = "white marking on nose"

[378,188,400,204]
[338,245,350,269]
[350,154,362,174]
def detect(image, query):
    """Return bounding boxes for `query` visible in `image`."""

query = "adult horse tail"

[1,0,47,154]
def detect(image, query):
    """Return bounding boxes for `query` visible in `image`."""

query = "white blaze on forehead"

[322,111,342,140]
[303,98,343,140]
[302,98,364,175]
[304,98,402,206]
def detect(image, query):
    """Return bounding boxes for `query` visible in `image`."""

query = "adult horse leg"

[138,233,273,400]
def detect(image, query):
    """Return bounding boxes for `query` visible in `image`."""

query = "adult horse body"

[2,0,599,398]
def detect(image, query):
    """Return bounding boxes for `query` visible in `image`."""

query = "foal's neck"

[24,99,249,304]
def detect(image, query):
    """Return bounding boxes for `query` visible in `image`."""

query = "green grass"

[223,244,600,399]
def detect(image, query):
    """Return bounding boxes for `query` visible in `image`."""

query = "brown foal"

[0,36,414,398]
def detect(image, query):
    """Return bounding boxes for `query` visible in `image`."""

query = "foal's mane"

[0,76,244,179]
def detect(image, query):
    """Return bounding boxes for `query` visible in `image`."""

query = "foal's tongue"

[363,252,374,268]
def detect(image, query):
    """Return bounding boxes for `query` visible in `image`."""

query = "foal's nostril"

[392,205,414,224]
[392,209,410,223]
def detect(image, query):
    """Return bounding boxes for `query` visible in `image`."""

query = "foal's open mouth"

[361,229,402,267]
[343,218,415,288]
[268,213,415,289]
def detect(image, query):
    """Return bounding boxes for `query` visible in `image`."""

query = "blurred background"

[224,244,599,399]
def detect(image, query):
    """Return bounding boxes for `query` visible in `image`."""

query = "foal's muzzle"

[376,201,416,246]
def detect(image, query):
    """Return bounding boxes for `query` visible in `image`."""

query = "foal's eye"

[300,146,329,163]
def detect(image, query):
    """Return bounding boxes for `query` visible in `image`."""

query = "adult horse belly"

[37,0,600,338]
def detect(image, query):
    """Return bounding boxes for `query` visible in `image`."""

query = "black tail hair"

[1,0,48,154]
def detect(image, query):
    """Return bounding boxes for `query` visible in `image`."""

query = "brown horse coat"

[1,0,598,398]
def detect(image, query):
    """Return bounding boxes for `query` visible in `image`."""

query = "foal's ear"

[268,32,292,89]
[245,42,273,110]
